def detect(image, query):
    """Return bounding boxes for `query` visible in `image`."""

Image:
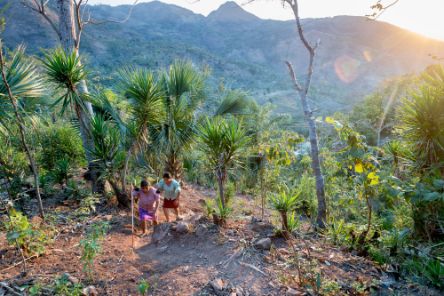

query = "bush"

[38,123,85,170]
[4,209,48,256]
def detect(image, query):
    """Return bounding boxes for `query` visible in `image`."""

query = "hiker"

[132,180,160,235]
[156,172,181,222]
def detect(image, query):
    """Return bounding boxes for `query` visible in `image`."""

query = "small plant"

[270,190,299,235]
[137,278,150,295]
[213,197,232,226]
[417,258,444,289]
[204,198,215,217]
[53,274,83,296]
[286,212,301,233]
[4,209,47,256]
[51,158,71,185]
[80,221,110,279]
[76,194,101,216]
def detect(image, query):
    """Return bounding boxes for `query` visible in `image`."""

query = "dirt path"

[1,186,435,295]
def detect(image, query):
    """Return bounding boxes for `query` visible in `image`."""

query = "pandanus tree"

[0,44,45,217]
[41,48,105,191]
[151,60,206,180]
[119,69,164,193]
[90,69,164,207]
[198,116,250,209]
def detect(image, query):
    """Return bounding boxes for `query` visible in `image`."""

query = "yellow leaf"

[370,177,379,185]
[355,162,364,173]
[367,172,377,179]
[325,117,335,124]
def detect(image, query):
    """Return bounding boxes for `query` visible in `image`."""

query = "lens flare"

[363,50,372,62]
[334,55,361,83]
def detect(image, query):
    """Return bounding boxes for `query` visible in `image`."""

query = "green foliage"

[38,122,85,171]
[0,45,44,99]
[398,66,444,173]
[269,190,299,213]
[53,274,83,296]
[79,221,110,278]
[137,278,150,295]
[4,209,47,256]
[42,48,87,114]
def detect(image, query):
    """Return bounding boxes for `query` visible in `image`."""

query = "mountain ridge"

[3,0,444,114]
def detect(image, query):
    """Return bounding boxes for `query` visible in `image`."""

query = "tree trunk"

[56,0,103,193]
[286,0,327,229]
[0,43,44,218]
[165,151,182,181]
[108,179,129,208]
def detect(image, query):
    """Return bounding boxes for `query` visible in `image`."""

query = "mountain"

[3,1,444,115]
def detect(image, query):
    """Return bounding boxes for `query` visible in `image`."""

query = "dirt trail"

[1,186,432,295]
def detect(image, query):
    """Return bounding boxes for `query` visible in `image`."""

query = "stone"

[195,224,207,236]
[254,238,272,250]
[210,278,225,292]
[82,286,98,296]
[286,287,301,296]
[63,273,79,284]
[103,215,113,221]
[252,221,273,232]
[175,222,190,234]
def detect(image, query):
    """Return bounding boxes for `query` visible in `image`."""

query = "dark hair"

[140,180,149,188]
[162,172,171,179]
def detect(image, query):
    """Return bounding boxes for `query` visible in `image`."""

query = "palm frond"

[0,45,45,99]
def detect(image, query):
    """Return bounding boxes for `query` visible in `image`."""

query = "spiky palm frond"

[215,90,256,116]
[398,84,444,170]
[90,114,121,165]
[42,48,87,114]
[120,68,165,145]
[269,191,300,213]
[198,116,250,169]
[0,45,45,100]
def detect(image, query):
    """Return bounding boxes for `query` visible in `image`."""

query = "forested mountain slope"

[3,1,444,113]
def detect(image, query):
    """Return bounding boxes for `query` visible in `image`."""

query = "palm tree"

[119,68,164,192]
[198,116,250,209]
[0,43,45,217]
[41,48,104,191]
[398,66,444,175]
[151,60,206,180]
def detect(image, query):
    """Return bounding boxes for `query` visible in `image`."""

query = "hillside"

[3,0,444,113]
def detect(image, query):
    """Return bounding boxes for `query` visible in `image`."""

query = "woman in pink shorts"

[132,180,160,235]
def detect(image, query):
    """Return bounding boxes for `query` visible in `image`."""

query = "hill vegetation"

[1,1,444,295]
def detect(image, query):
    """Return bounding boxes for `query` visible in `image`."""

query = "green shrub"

[38,123,85,170]
[137,278,150,295]
[4,209,47,256]
[80,221,110,279]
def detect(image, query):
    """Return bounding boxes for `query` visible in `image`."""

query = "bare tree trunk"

[285,0,326,229]
[0,42,44,218]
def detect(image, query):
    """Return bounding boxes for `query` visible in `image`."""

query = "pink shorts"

[139,208,156,221]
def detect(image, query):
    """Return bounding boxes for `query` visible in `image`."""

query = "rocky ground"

[0,186,440,295]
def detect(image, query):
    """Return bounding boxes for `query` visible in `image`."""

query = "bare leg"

[163,208,170,222]
[174,208,180,220]
[141,220,147,235]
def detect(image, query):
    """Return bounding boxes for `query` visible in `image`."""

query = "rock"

[63,273,79,284]
[195,224,208,236]
[82,286,98,296]
[190,213,203,224]
[251,220,274,234]
[175,222,190,233]
[210,278,225,292]
[198,199,207,206]
[235,287,245,296]
[152,223,170,242]
[286,287,301,296]
[254,238,272,250]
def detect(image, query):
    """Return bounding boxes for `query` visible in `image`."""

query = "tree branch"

[83,0,140,25]
[21,0,62,41]
[285,61,302,92]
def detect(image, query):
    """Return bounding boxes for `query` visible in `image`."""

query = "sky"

[87,0,444,40]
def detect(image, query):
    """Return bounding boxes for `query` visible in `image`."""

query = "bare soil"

[0,186,440,295]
